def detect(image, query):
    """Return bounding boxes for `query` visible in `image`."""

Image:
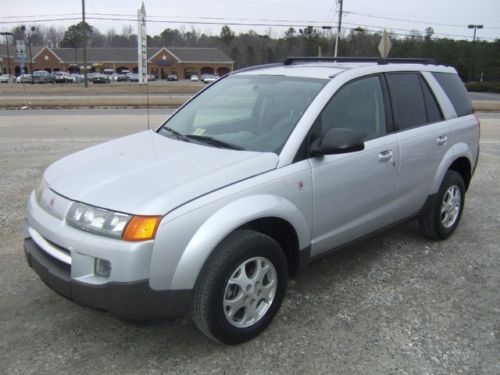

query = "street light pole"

[468,24,483,82]
[0,32,13,76]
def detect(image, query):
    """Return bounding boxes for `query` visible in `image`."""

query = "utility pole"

[0,32,13,76]
[82,0,88,87]
[467,24,483,82]
[334,0,343,57]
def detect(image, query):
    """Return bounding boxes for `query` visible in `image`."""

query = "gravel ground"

[0,110,498,374]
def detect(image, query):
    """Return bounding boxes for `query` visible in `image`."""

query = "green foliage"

[219,25,235,46]
[10,21,500,80]
[230,46,242,68]
[246,46,257,66]
[59,22,93,48]
[466,81,500,93]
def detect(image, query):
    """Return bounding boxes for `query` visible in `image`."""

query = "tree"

[159,28,183,46]
[246,46,257,66]
[219,25,235,46]
[60,22,93,48]
[230,46,242,68]
[425,27,434,41]
[299,26,321,56]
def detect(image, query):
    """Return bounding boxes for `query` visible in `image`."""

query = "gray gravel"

[0,109,499,374]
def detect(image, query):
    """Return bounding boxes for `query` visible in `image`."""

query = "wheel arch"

[431,143,474,194]
[169,194,311,290]
[448,157,472,191]
[239,217,304,277]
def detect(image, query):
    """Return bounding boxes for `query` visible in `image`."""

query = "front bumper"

[24,238,191,319]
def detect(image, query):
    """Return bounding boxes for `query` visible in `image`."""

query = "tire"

[419,170,465,240]
[191,229,288,344]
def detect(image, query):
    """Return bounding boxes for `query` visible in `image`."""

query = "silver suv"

[24,57,479,344]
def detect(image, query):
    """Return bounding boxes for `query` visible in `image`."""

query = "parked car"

[24,57,479,344]
[147,74,156,81]
[91,74,111,84]
[190,74,199,82]
[128,73,139,82]
[201,73,218,83]
[166,73,178,81]
[115,74,129,82]
[0,74,14,83]
[32,70,55,84]
[70,73,84,83]
[16,74,33,84]
[54,71,72,83]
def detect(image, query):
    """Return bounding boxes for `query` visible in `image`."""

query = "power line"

[346,10,500,31]
[0,14,497,41]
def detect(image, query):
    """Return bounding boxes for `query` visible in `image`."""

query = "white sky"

[1,0,499,41]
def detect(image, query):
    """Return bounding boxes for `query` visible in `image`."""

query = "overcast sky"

[2,0,499,41]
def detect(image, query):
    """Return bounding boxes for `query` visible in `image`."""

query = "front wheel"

[191,229,288,344]
[419,170,465,240]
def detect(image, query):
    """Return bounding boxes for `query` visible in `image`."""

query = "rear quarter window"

[432,72,473,117]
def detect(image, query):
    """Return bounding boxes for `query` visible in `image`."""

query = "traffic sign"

[378,30,392,59]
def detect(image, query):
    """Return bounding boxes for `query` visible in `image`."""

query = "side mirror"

[310,128,364,156]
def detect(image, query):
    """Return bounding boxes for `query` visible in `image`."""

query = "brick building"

[1,46,233,79]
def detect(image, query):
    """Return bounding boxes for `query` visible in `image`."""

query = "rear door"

[309,75,400,256]
[385,72,450,218]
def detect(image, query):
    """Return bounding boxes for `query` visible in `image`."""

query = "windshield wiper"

[159,126,192,142]
[185,135,244,150]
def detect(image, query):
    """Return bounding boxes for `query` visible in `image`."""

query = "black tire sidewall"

[434,171,465,239]
[204,231,288,344]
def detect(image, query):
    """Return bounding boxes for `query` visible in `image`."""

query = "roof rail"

[283,57,438,66]
[232,63,283,74]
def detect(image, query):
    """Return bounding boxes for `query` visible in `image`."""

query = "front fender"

[431,142,473,193]
[169,194,311,290]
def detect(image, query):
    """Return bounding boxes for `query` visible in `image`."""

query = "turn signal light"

[123,216,161,241]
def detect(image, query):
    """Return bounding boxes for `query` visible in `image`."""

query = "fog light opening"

[95,258,111,277]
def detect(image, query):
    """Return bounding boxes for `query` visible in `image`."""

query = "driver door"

[310,75,400,256]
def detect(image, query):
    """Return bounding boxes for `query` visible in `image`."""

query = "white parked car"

[0,74,14,83]
[201,73,218,83]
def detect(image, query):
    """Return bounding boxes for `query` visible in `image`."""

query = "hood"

[45,130,278,215]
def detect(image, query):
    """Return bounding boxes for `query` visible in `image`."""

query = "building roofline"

[32,47,64,63]
[148,47,179,62]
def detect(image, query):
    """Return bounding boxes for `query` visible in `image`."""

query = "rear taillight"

[473,113,481,139]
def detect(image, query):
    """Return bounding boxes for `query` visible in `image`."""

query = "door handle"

[437,135,448,145]
[378,150,393,162]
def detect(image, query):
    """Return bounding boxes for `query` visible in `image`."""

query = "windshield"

[158,75,327,153]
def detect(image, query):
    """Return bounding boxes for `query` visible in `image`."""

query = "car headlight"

[66,202,161,241]
[35,178,47,203]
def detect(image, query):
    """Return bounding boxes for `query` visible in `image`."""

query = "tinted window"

[419,76,443,123]
[432,72,473,117]
[386,73,427,130]
[317,76,386,140]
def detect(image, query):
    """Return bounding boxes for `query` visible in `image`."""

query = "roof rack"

[233,63,283,74]
[283,57,438,66]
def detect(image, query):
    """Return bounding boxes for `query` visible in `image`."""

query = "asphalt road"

[0,110,499,374]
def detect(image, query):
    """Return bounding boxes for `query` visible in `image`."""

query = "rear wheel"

[191,229,288,344]
[419,170,465,240]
